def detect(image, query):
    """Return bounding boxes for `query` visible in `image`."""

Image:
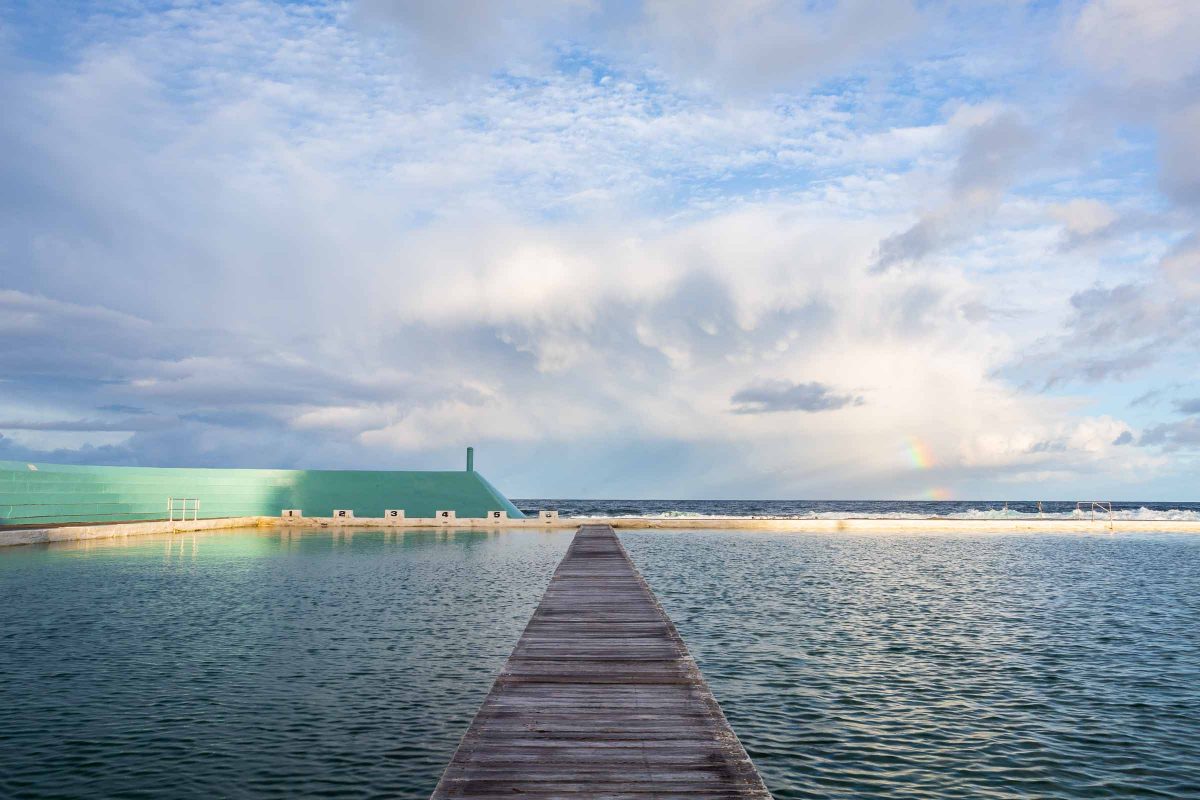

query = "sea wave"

[561,507,1200,521]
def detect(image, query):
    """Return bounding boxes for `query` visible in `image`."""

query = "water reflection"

[621,529,1200,800]
[6,527,1196,800]
[0,527,572,800]
[162,533,199,563]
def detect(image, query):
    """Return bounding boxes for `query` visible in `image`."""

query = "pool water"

[3,527,1199,799]
[0,529,571,799]
[622,529,1200,799]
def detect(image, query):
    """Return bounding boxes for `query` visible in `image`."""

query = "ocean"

[515,498,1200,521]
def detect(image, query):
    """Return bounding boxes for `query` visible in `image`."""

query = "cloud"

[1159,234,1200,297]
[1159,103,1200,206]
[353,0,590,77]
[1012,234,1200,388]
[1175,398,1200,415]
[1069,0,1200,86]
[96,404,149,415]
[872,106,1038,271]
[730,380,863,415]
[1049,200,1178,252]
[0,0,1192,498]
[1139,418,1200,450]
[1050,198,1119,249]
[0,418,170,432]
[632,0,922,94]
[355,0,923,94]
[0,433,143,466]
[1112,430,1133,446]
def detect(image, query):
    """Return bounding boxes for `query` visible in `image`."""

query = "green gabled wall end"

[0,460,525,525]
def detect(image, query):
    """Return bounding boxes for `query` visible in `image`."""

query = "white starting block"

[436,510,456,524]
[281,509,303,518]
[332,509,354,519]
[540,510,559,523]
[384,509,405,523]
[487,510,507,523]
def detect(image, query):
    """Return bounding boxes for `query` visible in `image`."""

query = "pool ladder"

[1076,500,1114,529]
[167,497,200,523]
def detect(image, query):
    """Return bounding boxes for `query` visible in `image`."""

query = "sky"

[1,0,1198,500]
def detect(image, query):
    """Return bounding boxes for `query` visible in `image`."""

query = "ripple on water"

[0,528,571,800]
[4,528,1199,799]
[620,529,1200,800]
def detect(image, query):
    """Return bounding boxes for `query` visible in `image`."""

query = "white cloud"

[1050,198,1117,237]
[354,0,592,77]
[633,0,922,94]
[1,0,1196,498]
[1160,235,1200,297]
[871,104,1040,271]
[1069,0,1200,86]
[355,0,923,94]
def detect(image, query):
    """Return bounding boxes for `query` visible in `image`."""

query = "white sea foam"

[569,507,1200,521]
[951,508,1200,521]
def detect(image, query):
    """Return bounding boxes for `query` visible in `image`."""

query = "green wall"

[0,460,525,525]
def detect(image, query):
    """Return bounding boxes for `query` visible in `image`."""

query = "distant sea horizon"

[513,499,1200,521]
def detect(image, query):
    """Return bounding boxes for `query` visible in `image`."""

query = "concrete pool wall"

[5,513,1200,548]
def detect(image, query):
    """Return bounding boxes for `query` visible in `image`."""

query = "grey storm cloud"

[872,217,945,274]
[1056,209,1177,252]
[1130,388,1166,407]
[1175,398,1200,415]
[1159,104,1200,207]
[355,0,922,93]
[353,0,584,77]
[949,112,1038,193]
[1138,418,1200,451]
[872,111,1038,272]
[1112,430,1133,446]
[96,404,150,415]
[0,417,171,432]
[1062,282,1169,352]
[631,0,921,95]
[1009,345,1157,393]
[0,290,504,415]
[730,380,863,415]
[1007,252,1200,389]
[0,433,143,466]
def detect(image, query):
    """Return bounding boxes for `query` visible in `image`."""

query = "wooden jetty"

[430,524,771,799]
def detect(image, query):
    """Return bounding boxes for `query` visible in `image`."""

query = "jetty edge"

[430,523,772,799]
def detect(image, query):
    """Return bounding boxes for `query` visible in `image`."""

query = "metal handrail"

[1076,500,1113,522]
[167,497,200,523]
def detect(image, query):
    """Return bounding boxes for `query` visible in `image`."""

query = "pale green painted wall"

[0,460,525,525]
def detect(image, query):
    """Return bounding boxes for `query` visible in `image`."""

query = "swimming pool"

[2,527,1198,798]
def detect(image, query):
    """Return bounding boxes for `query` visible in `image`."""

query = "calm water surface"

[0,528,571,799]
[3,527,1199,799]
[622,530,1200,799]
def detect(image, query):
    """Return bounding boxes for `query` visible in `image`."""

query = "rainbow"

[906,436,935,470]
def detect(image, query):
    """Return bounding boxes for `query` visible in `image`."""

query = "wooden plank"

[430,524,772,799]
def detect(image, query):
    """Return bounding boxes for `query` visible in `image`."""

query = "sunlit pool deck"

[4,514,1200,547]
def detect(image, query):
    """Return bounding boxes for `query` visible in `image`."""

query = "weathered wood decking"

[430,524,771,799]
